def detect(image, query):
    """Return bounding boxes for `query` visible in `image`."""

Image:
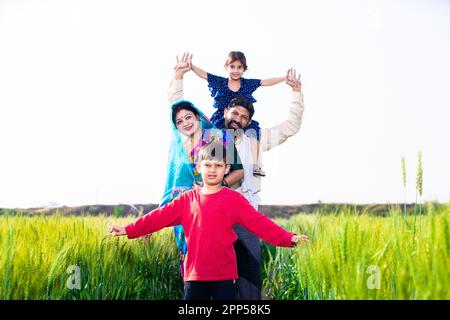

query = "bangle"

[221,179,229,187]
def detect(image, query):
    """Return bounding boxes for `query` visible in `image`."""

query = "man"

[168,56,305,300]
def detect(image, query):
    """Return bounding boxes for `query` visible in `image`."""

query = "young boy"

[108,141,309,300]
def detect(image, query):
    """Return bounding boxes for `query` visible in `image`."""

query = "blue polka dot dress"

[207,73,262,140]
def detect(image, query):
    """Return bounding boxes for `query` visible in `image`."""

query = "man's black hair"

[226,96,255,119]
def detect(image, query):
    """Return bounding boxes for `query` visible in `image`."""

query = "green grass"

[0,216,183,299]
[1,203,449,299]
[262,202,450,300]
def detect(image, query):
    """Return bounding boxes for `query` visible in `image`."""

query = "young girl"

[188,51,286,177]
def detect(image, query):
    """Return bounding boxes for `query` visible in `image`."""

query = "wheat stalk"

[401,157,407,224]
[416,151,423,215]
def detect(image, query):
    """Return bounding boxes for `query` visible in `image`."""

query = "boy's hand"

[291,234,309,246]
[107,225,126,236]
[138,234,152,243]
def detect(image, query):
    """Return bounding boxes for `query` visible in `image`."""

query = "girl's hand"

[107,225,126,236]
[285,68,302,91]
[291,234,309,246]
[174,52,192,78]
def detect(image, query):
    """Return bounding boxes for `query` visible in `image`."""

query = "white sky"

[0,0,449,208]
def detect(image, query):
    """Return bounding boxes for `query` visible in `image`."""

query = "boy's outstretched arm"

[108,225,126,236]
[291,234,310,246]
[234,193,309,247]
[107,194,185,239]
[260,76,285,86]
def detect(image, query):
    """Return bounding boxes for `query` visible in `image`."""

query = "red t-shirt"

[125,187,295,281]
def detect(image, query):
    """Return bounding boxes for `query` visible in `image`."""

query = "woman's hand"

[174,52,193,79]
[107,225,126,236]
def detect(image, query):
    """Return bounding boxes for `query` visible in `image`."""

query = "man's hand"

[194,181,204,188]
[291,234,309,246]
[174,52,192,80]
[285,68,302,92]
[107,225,126,236]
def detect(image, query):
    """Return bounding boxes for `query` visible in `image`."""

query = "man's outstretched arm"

[260,68,305,152]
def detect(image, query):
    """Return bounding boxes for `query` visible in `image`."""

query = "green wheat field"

[1,202,449,300]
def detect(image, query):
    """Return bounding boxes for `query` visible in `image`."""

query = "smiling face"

[224,105,251,130]
[174,109,201,137]
[225,60,245,81]
[197,159,230,186]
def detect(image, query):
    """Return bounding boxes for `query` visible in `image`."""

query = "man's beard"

[225,119,245,139]
[226,119,242,129]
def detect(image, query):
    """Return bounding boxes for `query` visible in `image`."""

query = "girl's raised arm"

[188,54,207,80]
[191,63,208,80]
[260,76,286,86]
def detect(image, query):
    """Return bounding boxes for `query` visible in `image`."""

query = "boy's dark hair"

[171,101,200,125]
[225,51,248,71]
[226,96,255,119]
[198,141,229,164]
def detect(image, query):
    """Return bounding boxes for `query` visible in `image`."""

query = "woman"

[161,80,244,277]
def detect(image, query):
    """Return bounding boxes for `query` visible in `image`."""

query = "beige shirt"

[168,78,305,207]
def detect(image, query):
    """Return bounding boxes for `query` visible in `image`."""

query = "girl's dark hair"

[171,101,200,125]
[225,51,248,71]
